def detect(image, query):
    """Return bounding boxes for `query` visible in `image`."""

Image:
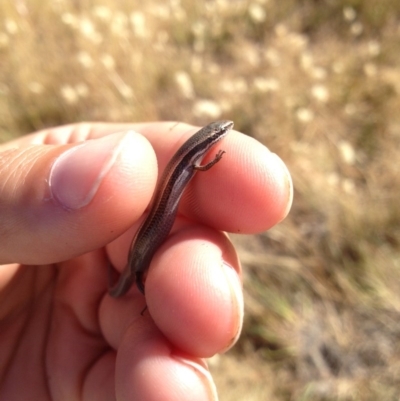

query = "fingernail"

[173,356,219,401]
[220,262,244,352]
[49,132,130,210]
[270,153,293,220]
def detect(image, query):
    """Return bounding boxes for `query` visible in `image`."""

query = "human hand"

[0,121,292,400]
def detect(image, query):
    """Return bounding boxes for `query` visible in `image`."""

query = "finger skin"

[0,132,157,264]
[146,225,243,356]
[129,122,293,232]
[103,223,243,356]
[116,319,217,401]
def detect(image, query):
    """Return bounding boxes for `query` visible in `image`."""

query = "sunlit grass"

[1,0,400,399]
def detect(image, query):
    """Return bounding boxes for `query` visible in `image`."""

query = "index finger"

[135,121,293,234]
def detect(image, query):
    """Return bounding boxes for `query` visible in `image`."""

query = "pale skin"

[0,122,293,401]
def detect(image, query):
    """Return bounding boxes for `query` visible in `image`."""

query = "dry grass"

[1,0,400,399]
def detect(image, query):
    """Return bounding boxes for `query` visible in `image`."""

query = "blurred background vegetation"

[1,0,400,399]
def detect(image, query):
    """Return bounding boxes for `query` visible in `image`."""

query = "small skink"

[109,120,233,297]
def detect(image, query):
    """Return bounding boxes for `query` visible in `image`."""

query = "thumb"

[0,131,156,265]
